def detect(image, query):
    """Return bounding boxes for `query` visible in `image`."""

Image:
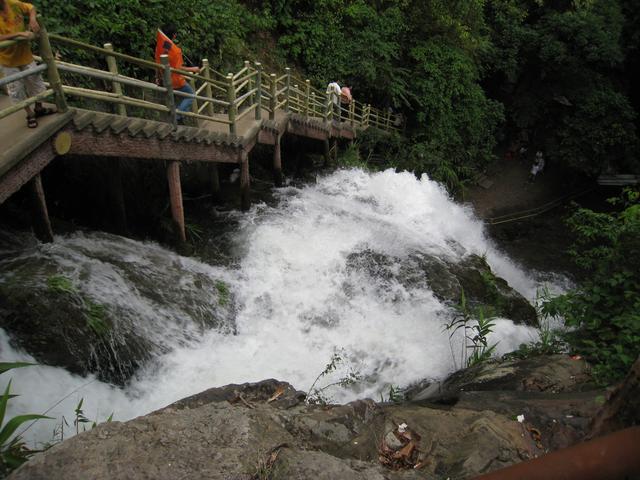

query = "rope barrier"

[484,187,594,225]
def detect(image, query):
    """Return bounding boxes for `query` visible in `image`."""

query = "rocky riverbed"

[9,354,608,480]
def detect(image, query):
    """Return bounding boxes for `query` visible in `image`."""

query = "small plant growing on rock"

[215,280,230,306]
[445,289,498,369]
[0,363,52,476]
[305,350,361,405]
[47,275,76,295]
[46,274,111,336]
[506,287,567,359]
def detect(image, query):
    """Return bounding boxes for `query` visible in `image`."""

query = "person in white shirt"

[326,81,341,120]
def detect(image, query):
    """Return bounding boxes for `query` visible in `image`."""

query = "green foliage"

[542,189,640,383]
[380,385,405,404]
[84,301,109,336]
[47,275,76,295]
[506,290,567,360]
[483,0,638,177]
[45,275,111,336]
[185,223,204,243]
[215,280,230,307]
[337,144,367,170]
[445,290,498,369]
[0,364,51,476]
[38,0,267,74]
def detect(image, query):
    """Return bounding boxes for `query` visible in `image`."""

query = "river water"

[0,168,566,447]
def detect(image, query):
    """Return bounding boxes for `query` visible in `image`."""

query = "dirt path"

[466,152,566,219]
[466,154,586,278]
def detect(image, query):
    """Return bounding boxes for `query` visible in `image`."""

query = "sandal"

[34,106,56,118]
[27,115,38,128]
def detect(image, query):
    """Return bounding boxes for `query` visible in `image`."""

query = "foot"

[34,106,57,118]
[27,115,38,128]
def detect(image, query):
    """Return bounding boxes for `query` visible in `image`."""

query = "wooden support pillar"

[109,158,128,235]
[240,152,251,212]
[332,138,338,163]
[29,173,53,243]
[166,161,186,243]
[209,163,220,201]
[323,138,331,167]
[273,135,283,187]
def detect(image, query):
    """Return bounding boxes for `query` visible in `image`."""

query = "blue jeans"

[176,83,194,119]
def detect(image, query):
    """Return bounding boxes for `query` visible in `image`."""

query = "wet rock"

[9,379,541,480]
[0,257,151,384]
[407,354,594,401]
[0,241,235,385]
[406,355,603,451]
[346,249,537,325]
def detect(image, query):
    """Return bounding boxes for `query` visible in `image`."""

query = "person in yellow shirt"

[0,0,54,128]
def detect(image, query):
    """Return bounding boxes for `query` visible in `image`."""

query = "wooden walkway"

[0,26,396,243]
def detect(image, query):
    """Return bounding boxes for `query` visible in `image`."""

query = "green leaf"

[0,414,53,447]
[0,363,35,375]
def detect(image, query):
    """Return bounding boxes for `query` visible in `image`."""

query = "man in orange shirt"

[0,0,54,128]
[155,24,200,124]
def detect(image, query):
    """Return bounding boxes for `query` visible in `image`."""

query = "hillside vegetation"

[38,0,638,185]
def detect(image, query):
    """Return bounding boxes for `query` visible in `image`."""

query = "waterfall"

[0,168,565,447]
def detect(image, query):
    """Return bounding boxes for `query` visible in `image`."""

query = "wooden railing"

[0,18,401,137]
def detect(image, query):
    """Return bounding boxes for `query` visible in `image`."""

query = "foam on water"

[0,168,560,446]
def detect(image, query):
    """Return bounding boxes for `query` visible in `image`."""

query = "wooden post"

[209,163,220,201]
[104,43,126,116]
[29,173,53,243]
[254,62,262,120]
[227,73,236,136]
[269,73,276,120]
[244,60,253,107]
[350,101,355,127]
[293,84,298,113]
[189,77,199,116]
[305,80,310,117]
[202,59,215,116]
[332,138,338,162]
[166,161,186,244]
[284,67,291,112]
[160,54,176,126]
[323,138,331,167]
[37,17,67,112]
[240,152,251,211]
[273,134,282,187]
[325,89,332,123]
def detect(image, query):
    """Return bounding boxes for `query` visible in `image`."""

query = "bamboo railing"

[0,18,401,137]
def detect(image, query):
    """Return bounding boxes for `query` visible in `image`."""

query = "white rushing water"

[0,168,561,447]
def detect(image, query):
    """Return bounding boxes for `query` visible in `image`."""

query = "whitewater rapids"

[0,168,561,446]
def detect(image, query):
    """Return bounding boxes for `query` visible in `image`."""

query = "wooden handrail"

[2,22,398,136]
[0,36,29,49]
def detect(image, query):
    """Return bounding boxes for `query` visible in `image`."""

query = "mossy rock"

[346,250,537,325]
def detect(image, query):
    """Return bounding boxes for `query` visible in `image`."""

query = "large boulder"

[0,235,236,385]
[406,355,602,450]
[9,356,608,479]
[9,379,545,480]
[346,249,537,325]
